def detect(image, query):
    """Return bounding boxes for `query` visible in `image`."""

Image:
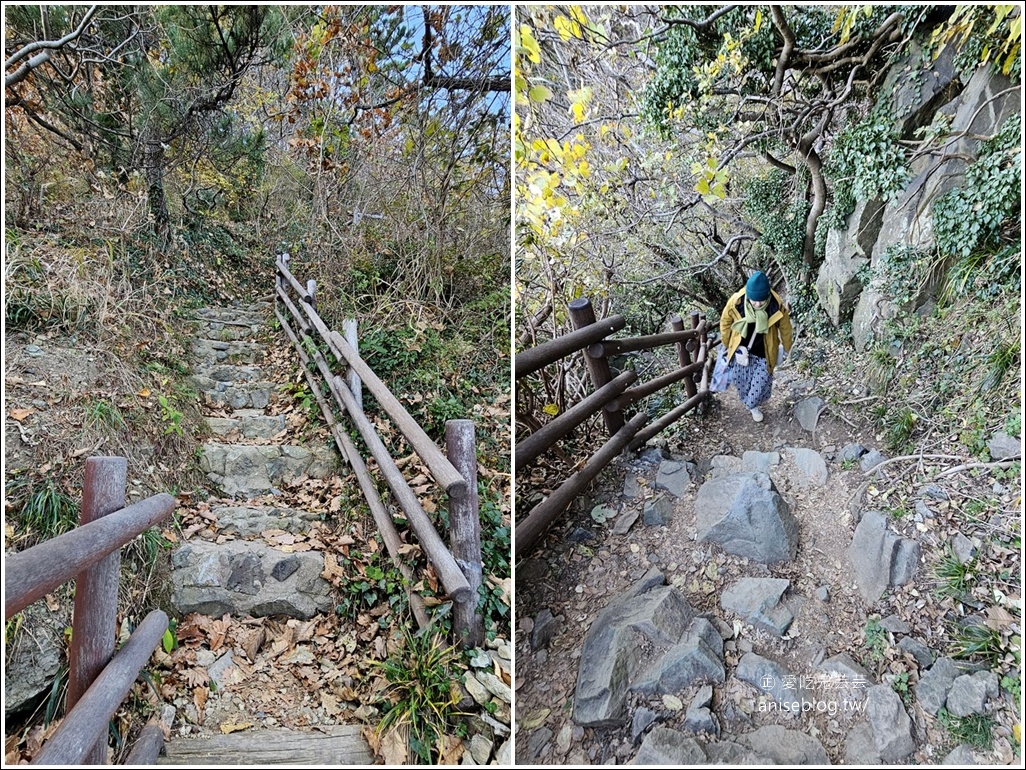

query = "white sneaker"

[750,407,764,422]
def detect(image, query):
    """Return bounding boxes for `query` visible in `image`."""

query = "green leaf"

[519,24,541,64]
[162,628,175,654]
[528,84,553,103]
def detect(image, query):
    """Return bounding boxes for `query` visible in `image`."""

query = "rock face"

[848,511,921,602]
[572,573,724,727]
[172,540,332,619]
[632,727,707,765]
[817,198,883,326]
[695,473,798,563]
[865,685,916,761]
[740,725,830,765]
[3,602,67,717]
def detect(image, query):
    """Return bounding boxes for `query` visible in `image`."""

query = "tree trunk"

[142,123,171,242]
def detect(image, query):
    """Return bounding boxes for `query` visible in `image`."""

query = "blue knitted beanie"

[746,271,770,302]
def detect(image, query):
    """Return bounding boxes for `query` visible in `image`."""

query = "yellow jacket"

[719,287,793,375]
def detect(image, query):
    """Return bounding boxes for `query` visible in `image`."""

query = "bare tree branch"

[5,5,99,88]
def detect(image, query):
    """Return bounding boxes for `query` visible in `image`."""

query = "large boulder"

[817,198,884,326]
[848,510,921,603]
[171,540,332,619]
[721,577,793,636]
[695,473,798,563]
[3,601,68,717]
[573,572,724,727]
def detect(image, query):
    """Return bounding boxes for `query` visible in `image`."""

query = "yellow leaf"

[542,403,559,416]
[219,723,253,734]
[521,708,550,729]
[518,24,541,64]
[9,408,34,422]
[138,387,151,398]
[553,15,575,42]
[1013,723,1021,744]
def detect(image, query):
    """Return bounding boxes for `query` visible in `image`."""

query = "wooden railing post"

[68,456,127,765]
[343,319,362,411]
[306,279,317,309]
[568,297,624,435]
[277,252,290,293]
[670,314,697,399]
[445,420,483,648]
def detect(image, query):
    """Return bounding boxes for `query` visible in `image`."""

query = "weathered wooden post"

[568,297,624,435]
[445,419,483,648]
[343,319,362,411]
[277,252,290,293]
[68,456,127,765]
[670,314,697,399]
[306,278,317,309]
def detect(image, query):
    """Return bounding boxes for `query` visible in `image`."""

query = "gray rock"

[207,651,236,690]
[849,511,920,603]
[477,671,512,703]
[740,725,830,765]
[879,614,910,634]
[736,652,809,705]
[531,609,559,651]
[866,685,915,761]
[622,475,641,499]
[915,657,963,715]
[721,577,793,637]
[171,541,331,619]
[741,450,780,473]
[24,344,44,357]
[633,617,725,695]
[3,606,65,716]
[692,683,713,709]
[643,496,673,527]
[952,532,977,564]
[655,460,693,499]
[468,733,493,764]
[947,671,997,717]
[271,556,299,582]
[526,726,552,759]
[818,198,884,326]
[942,744,978,765]
[840,443,867,463]
[786,447,829,487]
[463,672,490,706]
[568,527,593,543]
[794,397,826,433]
[611,509,640,535]
[573,582,695,726]
[920,484,948,500]
[494,740,511,765]
[815,586,830,602]
[704,740,767,764]
[695,473,798,564]
[631,727,706,765]
[682,705,719,737]
[636,447,668,465]
[817,652,873,707]
[709,454,742,478]
[860,449,886,474]
[898,636,935,668]
[845,720,882,764]
[213,505,320,536]
[631,707,657,742]
[915,499,935,519]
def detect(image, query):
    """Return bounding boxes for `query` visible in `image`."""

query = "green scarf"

[731,299,769,336]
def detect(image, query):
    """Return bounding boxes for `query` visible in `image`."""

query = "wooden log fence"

[4,456,176,765]
[515,298,712,553]
[275,254,483,645]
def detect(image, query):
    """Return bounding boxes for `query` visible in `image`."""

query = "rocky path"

[160,301,370,764]
[514,363,1015,765]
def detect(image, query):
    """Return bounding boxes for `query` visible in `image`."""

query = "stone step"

[194,304,271,325]
[205,413,287,440]
[209,504,321,536]
[171,540,331,619]
[193,364,265,383]
[190,378,278,410]
[191,338,265,364]
[193,322,263,342]
[199,443,337,497]
[159,725,371,765]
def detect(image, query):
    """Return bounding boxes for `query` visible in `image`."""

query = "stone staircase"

[162,301,371,764]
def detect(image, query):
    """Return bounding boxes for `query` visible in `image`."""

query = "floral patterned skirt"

[727,355,773,409]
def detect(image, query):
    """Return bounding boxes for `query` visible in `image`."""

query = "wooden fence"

[4,457,176,765]
[515,297,714,553]
[274,253,484,646]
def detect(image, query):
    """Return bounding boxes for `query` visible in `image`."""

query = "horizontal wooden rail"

[628,389,710,451]
[5,494,176,619]
[515,370,637,469]
[586,328,701,358]
[276,307,431,628]
[515,412,649,554]
[611,359,704,411]
[33,610,168,765]
[276,256,466,498]
[514,314,626,379]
